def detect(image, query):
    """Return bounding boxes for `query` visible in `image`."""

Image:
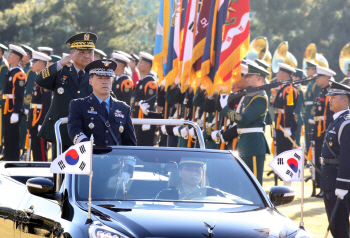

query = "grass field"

[262,125,331,238]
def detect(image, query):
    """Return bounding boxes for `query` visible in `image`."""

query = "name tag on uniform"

[88,110,97,114]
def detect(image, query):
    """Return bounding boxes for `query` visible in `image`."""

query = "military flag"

[269,149,304,182]
[191,0,213,91]
[200,0,230,96]
[165,0,182,89]
[215,0,250,94]
[180,0,198,92]
[153,0,172,84]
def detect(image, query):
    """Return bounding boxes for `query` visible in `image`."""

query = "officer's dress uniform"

[36,32,97,158]
[27,83,51,161]
[312,84,333,190]
[133,73,158,146]
[320,109,350,238]
[68,94,136,146]
[2,65,27,160]
[303,77,320,151]
[20,62,37,153]
[202,94,220,150]
[220,90,269,184]
[112,74,134,106]
[273,83,298,154]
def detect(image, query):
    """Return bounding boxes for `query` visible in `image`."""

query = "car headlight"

[89,221,130,238]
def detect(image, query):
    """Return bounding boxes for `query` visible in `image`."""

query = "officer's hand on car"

[10,113,19,124]
[142,124,151,131]
[220,94,228,108]
[60,52,78,67]
[140,100,150,115]
[335,188,348,200]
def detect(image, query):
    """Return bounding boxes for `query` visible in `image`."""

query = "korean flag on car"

[50,141,91,175]
[268,149,303,182]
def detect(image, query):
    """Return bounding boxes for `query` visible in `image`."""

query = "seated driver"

[178,158,205,199]
[156,158,205,200]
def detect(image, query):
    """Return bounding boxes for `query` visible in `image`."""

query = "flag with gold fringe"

[180,0,198,93]
[200,0,229,96]
[191,0,213,92]
[165,0,182,90]
[215,0,250,94]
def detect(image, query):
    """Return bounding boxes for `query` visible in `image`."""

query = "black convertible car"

[0,146,311,238]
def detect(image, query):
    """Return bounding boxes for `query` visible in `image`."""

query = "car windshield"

[74,148,264,206]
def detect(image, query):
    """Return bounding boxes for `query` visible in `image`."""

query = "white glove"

[24,109,29,115]
[308,119,315,124]
[335,188,348,200]
[173,126,181,137]
[139,100,150,116]
[10,113,19,124]
[161,125,167,135]
[189,127,197,139]
[284,127,292,137]
[161,79,166,86]
[142,124,151,131]
[38,125,42,132]
[211,130,220,141]
[117,172,131,187]
[180,127,189,139]
[220,94,228,108]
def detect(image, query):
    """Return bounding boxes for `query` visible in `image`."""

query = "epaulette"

[344,114,350,121]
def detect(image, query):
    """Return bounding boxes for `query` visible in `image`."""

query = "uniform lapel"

[80,71,90,86]
[108,99,116,122]
[68,64,79,87]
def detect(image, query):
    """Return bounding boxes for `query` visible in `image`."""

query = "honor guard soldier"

[48,55,62,66]
[111,53,134,106]
[212,63,249,150]
[67,59,136,146]
[130,53,141,85]
[304,61,320,157]
[94,49,107,60]
[0,44,9,153]
[20,45,37,158]
[218,63,270,185]
[36,32,98,158]
[292,69,305,146]
[273,63,298,155]
[68,59,136,186]
[311,65,336,198]
[2,44,27,161]
[38,47,53,56]
[114,51,133,76]
[320,82,350,238]
[339,63,350,86]
[133,52,158,146]
[27,51,52,161]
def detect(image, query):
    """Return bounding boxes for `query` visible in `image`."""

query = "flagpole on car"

[85,134,94,224]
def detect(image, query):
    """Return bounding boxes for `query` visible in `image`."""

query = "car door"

[0,176,28,238]
[18,194,61,238]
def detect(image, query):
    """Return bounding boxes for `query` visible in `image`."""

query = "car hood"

[83,202,298,238]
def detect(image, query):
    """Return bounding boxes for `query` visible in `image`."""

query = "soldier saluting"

[36,32,97,158]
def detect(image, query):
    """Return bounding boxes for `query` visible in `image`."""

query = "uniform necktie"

[101,101,109,119]
[78,70,84,84]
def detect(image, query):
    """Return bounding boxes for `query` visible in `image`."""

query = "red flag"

[215,0,250,94]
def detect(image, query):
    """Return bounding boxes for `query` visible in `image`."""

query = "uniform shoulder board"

[344,114,350,120]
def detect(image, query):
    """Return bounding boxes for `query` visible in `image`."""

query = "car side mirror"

[269,186,295,206]
[27,177,62,203]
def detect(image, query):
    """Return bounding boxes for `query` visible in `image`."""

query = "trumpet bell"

[303,43,329,75]
[339,42,350,75]
[246,36,269,61]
